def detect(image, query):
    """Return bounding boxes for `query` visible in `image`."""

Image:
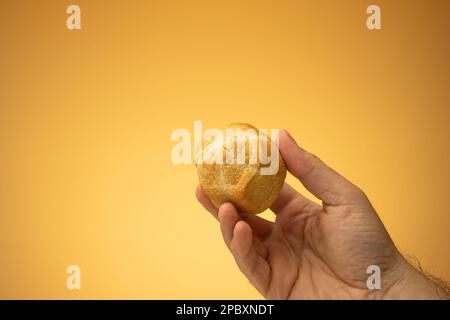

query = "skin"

[196,130,448,299]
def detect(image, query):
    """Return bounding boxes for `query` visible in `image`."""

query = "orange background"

[0,0,449,298]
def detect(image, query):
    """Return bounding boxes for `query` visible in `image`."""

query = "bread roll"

[197,123,286,214]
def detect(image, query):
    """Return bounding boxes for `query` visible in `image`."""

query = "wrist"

[382,256,448,300]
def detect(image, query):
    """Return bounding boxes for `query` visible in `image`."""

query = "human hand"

[196,130,448,299]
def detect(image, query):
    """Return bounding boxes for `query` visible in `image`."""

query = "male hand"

[196,130,448,299]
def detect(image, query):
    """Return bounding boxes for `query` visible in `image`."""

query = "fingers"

[219,203,240,245]
[279,130,365,206]
[218,203,271,295]
[196,185,273,239]
[195,185,218,218]
[270,182,320,216]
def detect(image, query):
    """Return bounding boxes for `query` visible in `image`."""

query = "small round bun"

[197,123,286,214]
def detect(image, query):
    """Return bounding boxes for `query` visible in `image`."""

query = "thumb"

[279,130,366,207]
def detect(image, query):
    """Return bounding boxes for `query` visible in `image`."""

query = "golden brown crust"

[197,123,286,214]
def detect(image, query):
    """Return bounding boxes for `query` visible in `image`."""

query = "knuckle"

[348,185,369,203]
